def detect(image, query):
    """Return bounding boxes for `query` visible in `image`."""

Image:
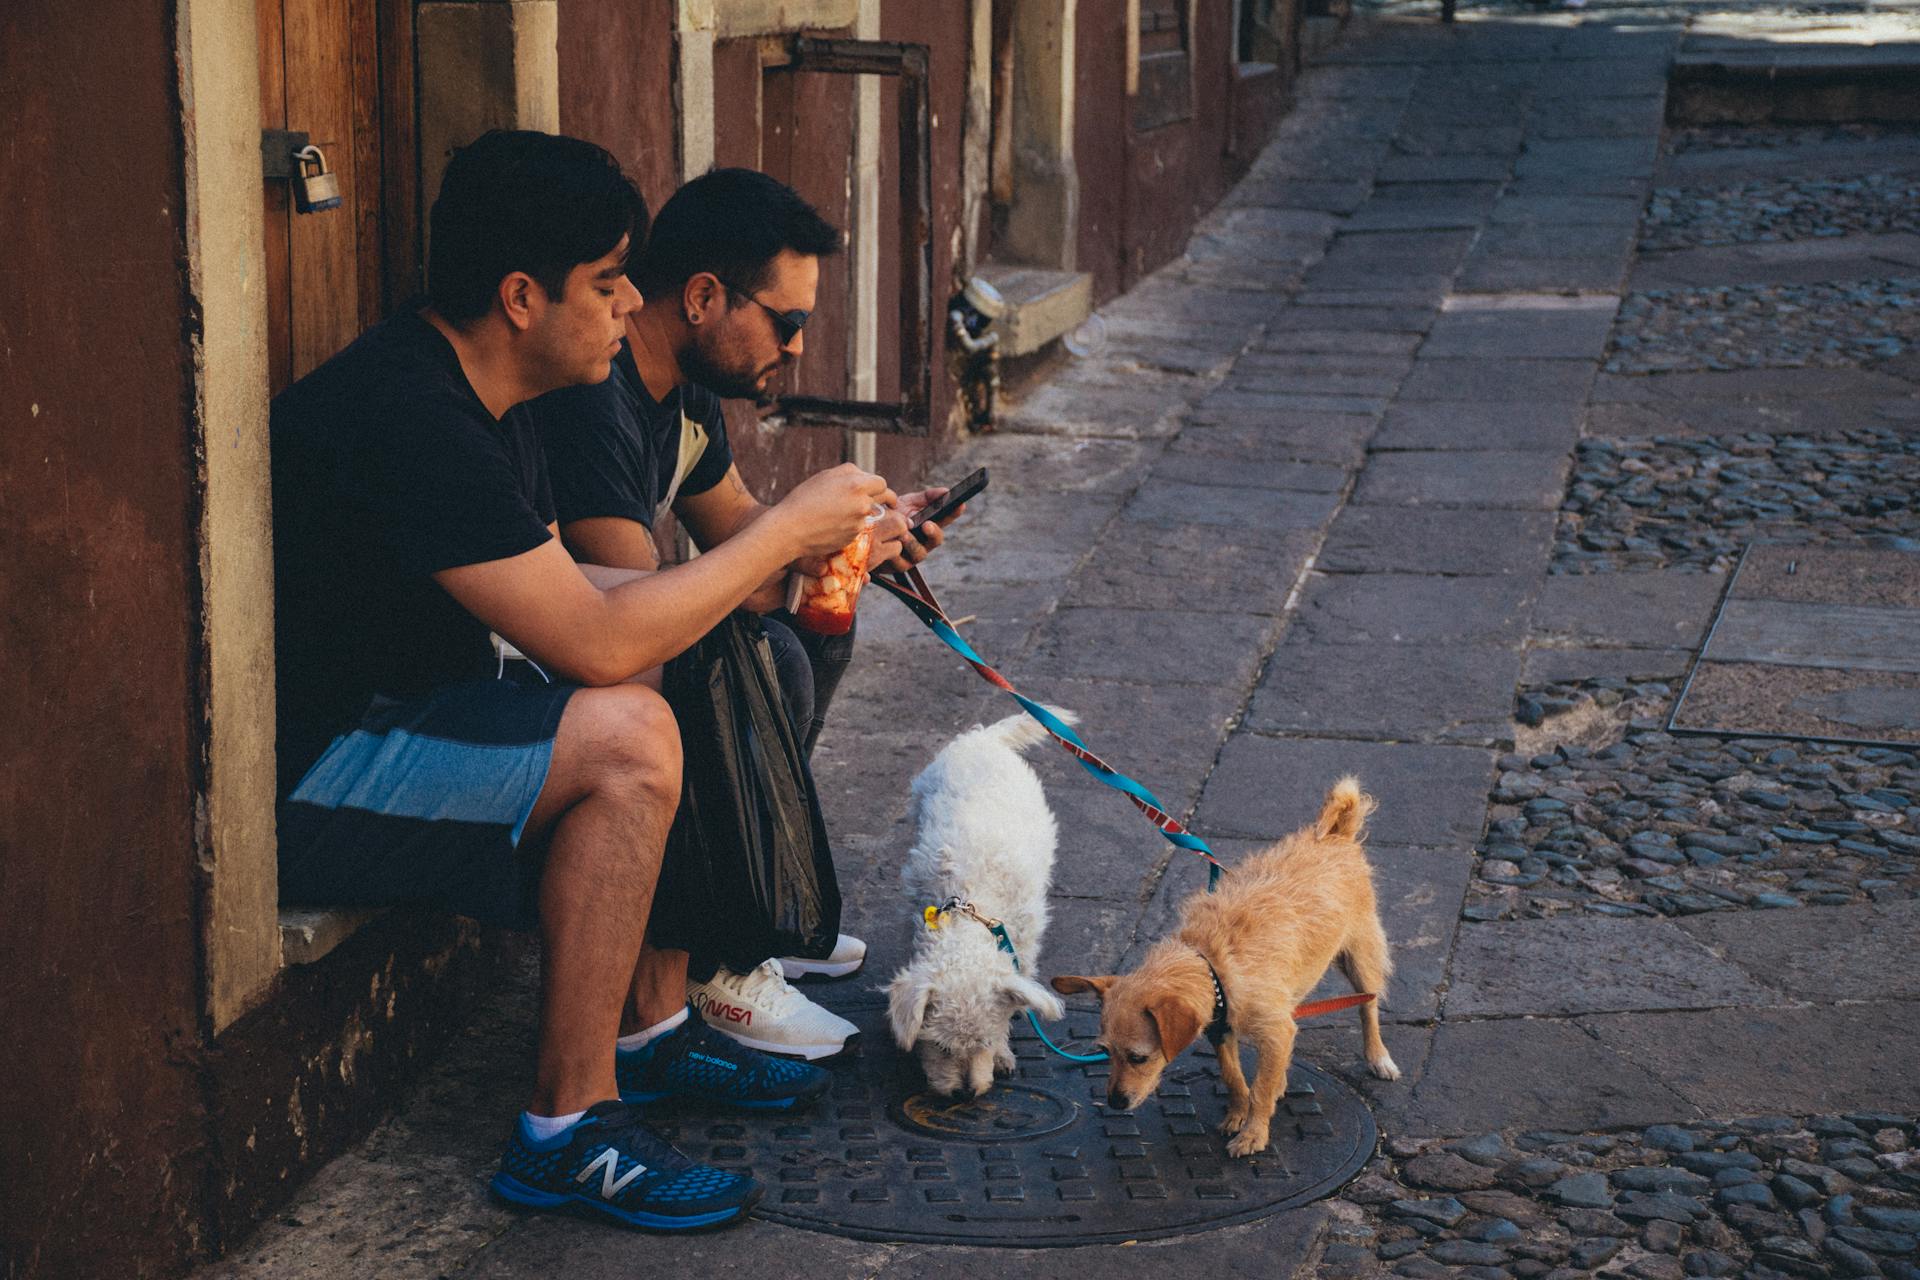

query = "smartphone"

[909,467,988,530]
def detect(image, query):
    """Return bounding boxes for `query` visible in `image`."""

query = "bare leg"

[1215,1032,1251,1136]
[519,685,682,1116]
[1227,1015,1296,1158]
[625,945,692,1035]
[1338,919,1401,1080]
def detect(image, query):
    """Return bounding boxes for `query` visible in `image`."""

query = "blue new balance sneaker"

[491,1101,760,1231]
[618,1007,833,1110]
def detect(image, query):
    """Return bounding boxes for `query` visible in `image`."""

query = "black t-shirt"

[271,311,555,795]
[525,342,733,531]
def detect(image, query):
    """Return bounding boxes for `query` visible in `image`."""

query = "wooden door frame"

[181,0,557,1031]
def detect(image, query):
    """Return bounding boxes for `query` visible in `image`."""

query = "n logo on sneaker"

[577,1147,647,1200]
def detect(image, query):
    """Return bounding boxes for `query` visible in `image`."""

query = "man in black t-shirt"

[525,170,965,1063]
[273,131,897,1231]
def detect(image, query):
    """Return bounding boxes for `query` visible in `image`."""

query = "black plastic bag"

[650,611,841,969]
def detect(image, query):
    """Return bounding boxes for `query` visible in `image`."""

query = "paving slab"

[1213,368,1405,399]
[1530,572,1724,651]
[1489,193,1647,228]
[1351,450,1570,510]
[1399,1019,1701,1138]
[1172,412,1378,467]
[1200,388,1393,417]
[1444,916,1779,1019]
[1591,365,1919,404]
[1317,506,1554,578]
[1022,606,1278,691]
[1678,900,1920,1004]
[1465,236,1629,277]
[1375,153,1515,183]
[1514,136,1660,179]
[1398,358,1597,405]
[1119,479,1343,535]
[998,380,1191,439]
[1581,1002,1920,1121]
[1520,645,1694,686]
[1420,303,1618,361]
[940,434,1157,498]
[1293,284,1452,309]
[1673,662,1920,743]
[1584,394,1920,440]
[1245,641,1522,746]
[1059,521,1313,621]
[1234,350,1415,380]
[1146,450,1348,493]
[1698,598,1920,675]
[1631,232,1920,291]
[1455,254,1631,295]
[1221,176,1372,213]
[1265,305,1437,334]
[1392,123,1525,156]
[1196,736,1494,850]
[1288,573,1536,647]
[927,490,1122,587]
[1371,401,1583,453]
[1253,329,1424,359]
[1341,198,1495,233]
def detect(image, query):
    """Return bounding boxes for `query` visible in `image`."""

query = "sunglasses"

[716,277,811,345]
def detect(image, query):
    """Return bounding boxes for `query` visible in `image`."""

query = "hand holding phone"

[909,467,988,531]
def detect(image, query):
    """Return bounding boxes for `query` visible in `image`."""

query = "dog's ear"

[1050,974,1114,999]
[887,969,933,1049]
[1000,974,1066,1022]
[1145,993,1204,1061]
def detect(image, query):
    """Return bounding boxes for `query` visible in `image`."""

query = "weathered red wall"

[557,0,680,213]
[877,0,971,483]
[0,4,211,1276]
[1077,0,1289,300]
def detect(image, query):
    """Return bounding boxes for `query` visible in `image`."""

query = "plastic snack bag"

[788,507,883,636]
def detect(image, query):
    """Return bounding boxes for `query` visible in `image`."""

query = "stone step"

[973,261,1093,358]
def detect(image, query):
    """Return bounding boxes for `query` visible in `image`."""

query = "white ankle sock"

[522,1108,587,1142]
[617,1006,689,1052]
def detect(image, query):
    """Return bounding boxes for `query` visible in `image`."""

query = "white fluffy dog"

[887,710,1072,1099]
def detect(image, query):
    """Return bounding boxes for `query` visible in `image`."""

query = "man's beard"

[682,342,778,405]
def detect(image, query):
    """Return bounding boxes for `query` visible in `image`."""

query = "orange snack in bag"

[792,523,875,636]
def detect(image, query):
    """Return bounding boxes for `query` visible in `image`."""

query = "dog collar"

[1201,955,1229,1045]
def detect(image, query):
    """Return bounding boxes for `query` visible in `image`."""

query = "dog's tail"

[1315,776,1376,842]
[978,707,1077,755]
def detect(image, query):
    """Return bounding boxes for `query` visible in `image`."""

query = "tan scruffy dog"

[1052,777,1399,1157]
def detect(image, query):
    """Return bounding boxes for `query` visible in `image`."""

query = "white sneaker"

[689,959,859,1060]
[777,933,868,980]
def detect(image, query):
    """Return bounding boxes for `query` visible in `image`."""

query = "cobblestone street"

[202,5,1920,1277]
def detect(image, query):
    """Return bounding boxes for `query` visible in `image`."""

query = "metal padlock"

[293,145,342,213]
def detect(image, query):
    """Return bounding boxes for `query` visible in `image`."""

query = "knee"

[573,684,683,809]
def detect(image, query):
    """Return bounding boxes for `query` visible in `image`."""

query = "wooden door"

[258,0,418,394]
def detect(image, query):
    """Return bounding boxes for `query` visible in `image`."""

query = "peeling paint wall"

[0,2,212,1276]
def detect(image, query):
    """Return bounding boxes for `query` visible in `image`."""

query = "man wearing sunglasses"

[524,168,963,1062]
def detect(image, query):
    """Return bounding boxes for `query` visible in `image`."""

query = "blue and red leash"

[872,567,1374,1062]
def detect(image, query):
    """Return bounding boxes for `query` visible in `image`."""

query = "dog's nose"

[952,1085,977,1102]
[1107,1090,1128,1110]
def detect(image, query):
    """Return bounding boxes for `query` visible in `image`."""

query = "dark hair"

[428,130,648,325]
[635,168,840,301]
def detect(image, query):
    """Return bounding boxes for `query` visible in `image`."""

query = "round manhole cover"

[644,995,1377,1246]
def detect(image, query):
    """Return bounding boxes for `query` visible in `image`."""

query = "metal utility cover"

[1672,544,1920,746]
[644,996,1377,1246]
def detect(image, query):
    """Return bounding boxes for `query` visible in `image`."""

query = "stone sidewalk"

[204,7,1920,1278]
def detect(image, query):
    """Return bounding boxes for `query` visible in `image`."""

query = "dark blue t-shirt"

[270,311,555,794]
[524,342,733,531]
